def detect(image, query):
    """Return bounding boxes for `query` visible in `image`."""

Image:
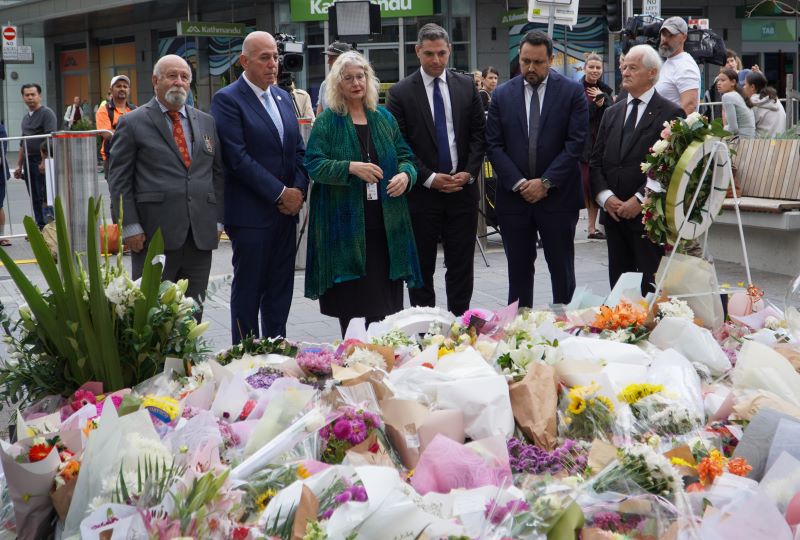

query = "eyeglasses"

[342,73,366,84]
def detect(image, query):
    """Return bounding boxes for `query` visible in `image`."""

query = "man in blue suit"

[486,30,588,307]
[211,31,309,342]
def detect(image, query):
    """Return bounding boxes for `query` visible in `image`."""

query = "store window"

[98,38,138,104]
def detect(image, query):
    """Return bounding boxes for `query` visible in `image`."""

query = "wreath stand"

[648,137,754,311]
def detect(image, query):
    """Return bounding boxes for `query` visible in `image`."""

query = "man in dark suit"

[485,30,588,307]
[109,55,225,314]
[591,44,685,295]
[211,31,309,343]
[386,23,486,316]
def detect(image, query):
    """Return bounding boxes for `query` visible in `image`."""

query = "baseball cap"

[660,17,688,35]
[323,41,352,57]
[109,74,131,87]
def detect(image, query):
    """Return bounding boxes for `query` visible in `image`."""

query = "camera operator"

[655,17,700,115]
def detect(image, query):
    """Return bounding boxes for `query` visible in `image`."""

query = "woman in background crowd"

[480,66,499,111]
[580,52,613,240]
[743,71,787,137]
[716,68,755,139]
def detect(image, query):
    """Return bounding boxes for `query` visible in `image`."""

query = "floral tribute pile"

[2,275,800,539]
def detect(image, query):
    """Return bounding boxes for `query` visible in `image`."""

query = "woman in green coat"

[304,51,422,336]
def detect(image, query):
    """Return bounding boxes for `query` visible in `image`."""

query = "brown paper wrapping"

[381,400,465,469]
[50,476,77,522]
[345,432,395,467]
[775,344,800,373]
[291,485,319,540]
[588,439,618,472]
[508,363,558,450]
[332,364,394,402]
[664,445,697,467]
[346,344,396,372]
[732,390,800,421]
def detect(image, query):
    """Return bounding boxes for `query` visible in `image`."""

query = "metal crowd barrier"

[0,130,109,254]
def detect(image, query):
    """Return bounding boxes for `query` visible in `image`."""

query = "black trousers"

[602,211,664,295]
[408,200,478,316]
[497,209,578,307]
[132,230,212,322]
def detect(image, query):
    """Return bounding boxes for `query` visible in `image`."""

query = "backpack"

[103,101,137,160]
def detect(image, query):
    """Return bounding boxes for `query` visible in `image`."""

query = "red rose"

[368,441,380,453]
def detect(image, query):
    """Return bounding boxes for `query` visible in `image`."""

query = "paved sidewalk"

[0,211,794,358]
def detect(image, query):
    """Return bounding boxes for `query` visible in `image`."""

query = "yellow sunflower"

[568,396,587,415]
[255,488,277,512]
[594,395,615,413]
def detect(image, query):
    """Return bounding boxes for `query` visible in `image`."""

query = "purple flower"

[334,490,352,504]
[246,367,283,390]
[333,419,352,440]
[592,511,623,531]
[348,419,368,445]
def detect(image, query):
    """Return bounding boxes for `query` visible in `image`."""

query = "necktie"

[528,83,541,177]
[620,98,641,154]
[432,77,453,174]
[262,91,284,144]
[167,110,191,169]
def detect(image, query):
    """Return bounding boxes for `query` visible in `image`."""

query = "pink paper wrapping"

[410,434,511,495]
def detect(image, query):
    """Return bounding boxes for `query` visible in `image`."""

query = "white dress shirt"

[242,72,286,202]
[595,86,656,208]
[419,68,458,188]
[512,76,549,192]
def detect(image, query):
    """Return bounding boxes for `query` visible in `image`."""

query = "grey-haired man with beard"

[108,55,225,315]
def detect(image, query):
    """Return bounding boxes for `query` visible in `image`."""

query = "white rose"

[686,112,704,128]
[641,161,652,173]
[652,139,669,155]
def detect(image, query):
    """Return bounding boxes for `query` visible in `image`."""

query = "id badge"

[366,183,378,201]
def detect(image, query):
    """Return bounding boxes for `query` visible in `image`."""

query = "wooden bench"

[709,138,800,275]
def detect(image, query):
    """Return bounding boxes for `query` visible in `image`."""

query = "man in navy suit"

[211,31,309,342]
[486,30,588,307]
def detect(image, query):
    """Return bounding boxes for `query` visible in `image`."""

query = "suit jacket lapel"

[145,99,184,165]
[446,70,461,139]
[611,101,627,160]
[539,70,556,129]
[237,78,282,146]
[186,106,202,163]
[622,94,661,159]
[513,77,527,137]
[412,71,437,143]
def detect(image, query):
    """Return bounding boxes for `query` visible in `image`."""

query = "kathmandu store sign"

[291,0,433,22]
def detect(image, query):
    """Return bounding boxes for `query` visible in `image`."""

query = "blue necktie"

[528,83,541,177]
[261,90,284,144]
[433,77,453,174]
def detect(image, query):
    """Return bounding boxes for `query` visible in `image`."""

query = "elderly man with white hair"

[108,54,225,319]
[589,44,685,295]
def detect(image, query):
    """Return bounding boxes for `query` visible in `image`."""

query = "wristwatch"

[468,174,476,184]
[541,178,553,191]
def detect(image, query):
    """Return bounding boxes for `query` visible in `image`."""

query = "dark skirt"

[319,224,403,320]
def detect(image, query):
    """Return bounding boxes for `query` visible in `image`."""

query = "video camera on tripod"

[620,15,727,66]
[275,33,305,92]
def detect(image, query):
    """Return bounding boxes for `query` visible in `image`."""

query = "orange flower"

[593,301,647,330]
[28,443,52,463]
[697,450,726,486]
[727,457,752,477]
[60,460,80,482]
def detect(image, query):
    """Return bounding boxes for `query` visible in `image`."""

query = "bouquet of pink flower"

[295,348,342,377]
[319,407,382,464]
